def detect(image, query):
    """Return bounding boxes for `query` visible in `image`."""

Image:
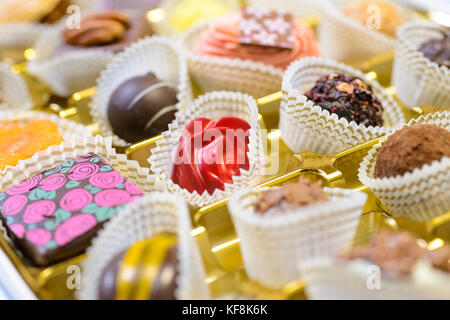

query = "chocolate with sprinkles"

[304,73,384,127]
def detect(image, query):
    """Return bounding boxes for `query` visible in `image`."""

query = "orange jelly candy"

[0,120,64,170]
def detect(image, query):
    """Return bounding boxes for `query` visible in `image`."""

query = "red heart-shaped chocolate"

[171,116,251,195]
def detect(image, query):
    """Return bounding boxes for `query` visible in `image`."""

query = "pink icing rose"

[68,163,99,181]
[89,172,124,189]
[26,228,52,246]
[6,174,43,195]
[10,224,25,239]
[40,173,67,191]
[125,181,143,195]
[23,200,56,224]
[74,156,90,163]
[95,189,131,207]
[2,195,28,216]
[60,188,93,212]
[54,214,97,246]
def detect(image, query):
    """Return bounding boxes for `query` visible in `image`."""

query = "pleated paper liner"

[180,19,284,98]
[0,135,155,192]
[90,36,193,147]
[280,56,405,154]
[358,111,450,222]
[393,21,450,109]
[77,192,211,300]
[318,0,411,62]
[149,91,265,209]
[27,24,114,97]
[299,257,450,299]
[0,62,32,110]
[227,186,367,289]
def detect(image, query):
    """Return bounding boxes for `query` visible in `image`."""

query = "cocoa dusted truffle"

[98,235,179,300]
[418,30,450,69]
[304,73,384,127]
[107,72,178,143]
[340,230,450,276]
[374,124,450,179]
[255,178,329,215]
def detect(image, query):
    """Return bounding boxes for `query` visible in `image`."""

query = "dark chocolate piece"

[374,124,450,178]
[0,153,144,266]
[98,242,178,300]
[107,72,178,143]
[418,30,450,69]
[304,73,384,127]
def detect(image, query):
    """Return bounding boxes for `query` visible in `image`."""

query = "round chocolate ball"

[374,124,450,179]
[98,237,179,300]
[107,72,178,143]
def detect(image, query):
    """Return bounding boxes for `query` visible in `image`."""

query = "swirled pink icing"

[10,224,25,238]
[89,172,124,189]
[60,188,93,212]
[94,189,131,207]
[23,200,56,224]
[6,174,43,195]
[125,180,144,195]
[54,214,97,246]
[2,195,28,216]
[68,163,99,181]
[40,173,67,191]
[194,13,320,70]
[26,228,52,246]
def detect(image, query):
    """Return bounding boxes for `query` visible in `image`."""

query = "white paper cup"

[180,19,285,98]
[77,192,211,300]
[358,111,450,222]
[149,91,265,208]
[280,56,405,154]
[228,186,367,288]
[318,0,409,62]
[299,257,449,300]
[0,62,32,110]
[0,135,155,192]
[392,21,450,109]
[90,36,193,147]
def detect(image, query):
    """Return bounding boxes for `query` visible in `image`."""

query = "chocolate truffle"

[0,153,144,266]
[418,30,450,69]
[340,230,450,276]
[107,72,178,143]
[374,124,450,179]
[304,73,384,127]
[98,235,179,300]
[53,10,153,56]
[255,178,329,215]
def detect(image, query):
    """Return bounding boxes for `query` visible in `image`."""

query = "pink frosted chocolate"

[194,12,320,69]
[0,152,144,266]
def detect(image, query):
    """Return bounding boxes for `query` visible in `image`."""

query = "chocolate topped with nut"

[255,178,329,215]
[418,30,450,69]
[304,73,384,127]
[64,10,130,47]
[340,230,450,276]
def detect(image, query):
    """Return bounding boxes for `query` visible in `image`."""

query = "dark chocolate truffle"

[304,73,384,127]
[98,235,179,300]
[374,124,450,179]
[107,72,178,143]
[418,30,450,69]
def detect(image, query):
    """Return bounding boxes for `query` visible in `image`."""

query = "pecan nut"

[64,10,130,47]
